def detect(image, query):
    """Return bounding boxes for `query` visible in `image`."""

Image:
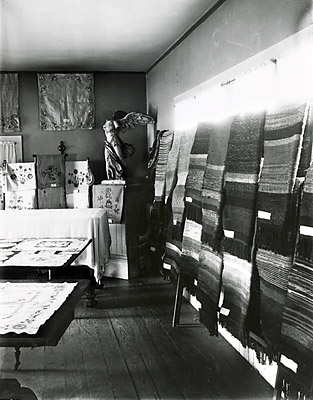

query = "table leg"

[14,347,21,370]
[85,271,98,308]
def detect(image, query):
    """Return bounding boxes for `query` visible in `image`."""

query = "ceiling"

[0,0,220,72]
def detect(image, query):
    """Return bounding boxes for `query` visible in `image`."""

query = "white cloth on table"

[0,208,111,282]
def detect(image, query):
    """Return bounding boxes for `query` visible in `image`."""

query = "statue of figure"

[102,111,155,180]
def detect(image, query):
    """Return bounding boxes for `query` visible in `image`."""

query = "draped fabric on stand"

[276,123,313,399]
[254,98,310,360]
[180,121,212,289]
[0,73,20,133]
[219,110,265,345]
[37,73,94,131]
[196,115,233,336]
[5,162,37,210]
[36,154,66,209]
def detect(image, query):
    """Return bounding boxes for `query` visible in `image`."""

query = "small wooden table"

[0,279,90,370]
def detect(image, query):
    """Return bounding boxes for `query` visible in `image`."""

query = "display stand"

[93,180,128,279]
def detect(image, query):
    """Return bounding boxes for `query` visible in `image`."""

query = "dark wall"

[17,72,147,183]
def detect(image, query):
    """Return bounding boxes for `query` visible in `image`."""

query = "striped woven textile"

[164,129,182,201]
[277,161,313,399]
[197,244,223,336]
[154,130,174,202]
[184,121,213,221]
[255,98,310,359]
[171,124,197,239]
[180,121,212,284]
[196,115,233,335]
[219,110,265,344]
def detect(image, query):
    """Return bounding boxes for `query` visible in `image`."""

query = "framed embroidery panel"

[38,73,95,130]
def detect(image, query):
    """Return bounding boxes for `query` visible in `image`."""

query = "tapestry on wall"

[37,73,95,130]
[0,73,20,133]
[196,115,233,336]
[276,160,313,399]
[219,110,265,345]
[255,98,310,360]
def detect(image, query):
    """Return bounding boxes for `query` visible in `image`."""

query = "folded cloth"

[36,154,65,189]
[277,161,313,399]
[5,162,36,191]
[255,98,310,359]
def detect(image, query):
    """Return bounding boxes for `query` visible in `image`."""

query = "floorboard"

[0,274,274,400]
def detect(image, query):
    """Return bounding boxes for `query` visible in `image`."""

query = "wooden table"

[0,279,90,370]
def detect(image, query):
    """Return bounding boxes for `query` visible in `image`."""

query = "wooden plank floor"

[0,274,274,400]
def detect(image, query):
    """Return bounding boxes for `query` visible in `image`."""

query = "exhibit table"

[0,208,111,282]
[0,279,90,370]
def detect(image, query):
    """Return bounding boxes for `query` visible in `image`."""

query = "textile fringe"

[222,237,250,261]
[276,366,310,400]
[219,319,249,348]
[296,235,313,262]
[199,308,218,337]
[184,201,202,225]
[257,225,294,256]
[201,231,223,253]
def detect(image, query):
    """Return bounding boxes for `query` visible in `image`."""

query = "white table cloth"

[0,208,111,282]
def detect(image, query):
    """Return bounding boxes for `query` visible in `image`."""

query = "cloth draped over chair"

[0,73,20,133]
[37,73,95,131]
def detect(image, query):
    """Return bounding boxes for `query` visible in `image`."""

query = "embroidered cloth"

[255,98,309,358]
[65,160,94,208]
[5,190,37,210]
[92,181,125,223]
[0,73,20,133]
[36,154,65,189]
[5,162,36,191]
[0,282,77,334]
[38,73,94,130]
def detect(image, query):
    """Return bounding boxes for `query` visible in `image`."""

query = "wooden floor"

[0,274,274,400]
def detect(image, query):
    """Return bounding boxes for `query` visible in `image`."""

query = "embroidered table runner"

[0,282,77,335]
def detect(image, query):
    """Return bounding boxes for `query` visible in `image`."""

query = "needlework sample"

[0,282,77,334]
[38,73,94,130]
[0,73,20,133]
